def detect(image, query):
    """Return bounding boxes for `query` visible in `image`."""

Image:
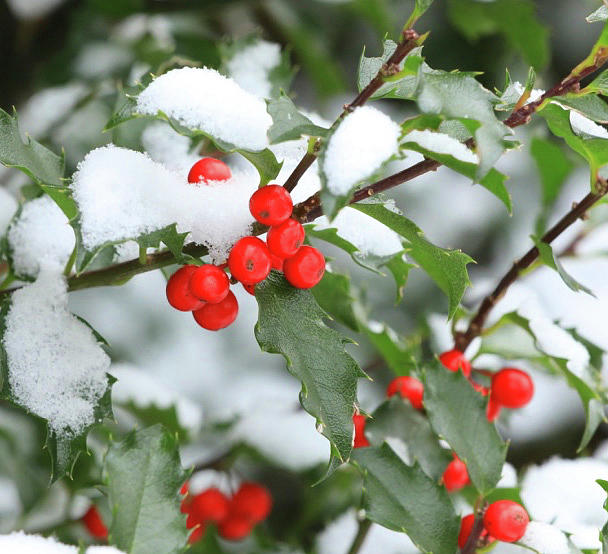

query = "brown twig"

[454,188,606,352]
[460,504,487,554]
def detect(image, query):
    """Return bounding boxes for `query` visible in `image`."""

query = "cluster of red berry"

[459,500,529,546]
[181,482,272,543]
[165,157,326,331]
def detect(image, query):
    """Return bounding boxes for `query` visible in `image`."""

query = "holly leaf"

[588,6,608,24]
[405,0,435,28]
[104,425,188,554]
[118,402,191,443]
[539,101,608,183]
[424,364,507,494]
[551,94,608,123]
[446,0,549,69]
[597,479,608,553]
[533,237,595,296]
[366,398,451,480]
[238,148,283,186]
[353,200,473,319]
[254,271,366,463]
[530,137,574,209]
[362,322,417,376]
[567,20,608,81]
[267,93,328,143]
[351,443,459,554]
[311,268,360,332]
[0,108,65,187]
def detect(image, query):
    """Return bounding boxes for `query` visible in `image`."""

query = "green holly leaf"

[136,224,190,263]
[351,443,459,554]
[305,224,412,303]
[551,94,608,123]
[401,128,512,212]
[539,101,608,183]
[530,137,574,209]
[597,479,608,552]
[267,93,328,144]
[533,237,595,296]
[0,108,65,187]
[568,20,608,81]
[362,322,417,376]
[238,148,284,186]
[353,201,474,319]
[254,272,366,463]
[405,0,435,28]
[0,297,115,482]
[118,402,191,443]
[104,425,188,554]
[446,0,549,69]
[311,269,360,332]
[424,364,507,494]
[366,398,451,480]
[357,40,424,100]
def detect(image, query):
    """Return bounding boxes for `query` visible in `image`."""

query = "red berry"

[266,219,305,259]
[82,506,108,540]
[189,264,230,304]
[439,349,472,377]
[231,483,273,523]
[486,396,501,422]
[186,511,199,529]
[249,185,293,226]
[353,413,370,448]
[193,291,238,330]
[166,266,206,312]
[228,236,271,285]
[270,253,284,272]
[218,515,253,541]
[442,456,470,492]
[180,482,189,496]
[459,513,496,548]
[386,376,424,410]
[283,246,325,289]
[188,524,205,544]
[491,368,534,409]
[243,283,256,295]
[188,157,231,184]
[190,488,230,523]
[483,500,529,543]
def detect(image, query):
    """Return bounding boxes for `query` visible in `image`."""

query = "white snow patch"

[323,106,400,195]
[0,532,126,553]
[111,363,202,432]
[519,522,572,554]
[501,81,545,105]
[114,14,174,49]
[2,271,110,437]
[8,196,75,277]
[0,477,20,515]
[73,42,132,79]
[497,462,518,488]
[136,67,272,151]
[226,40,282,98]
[5,0,65,20]
[570,110,608,139]
[141,122,200,177]
[521,456,608,549]
[314,206,403,256]
[71,145,257,261]
[403,129,478,164]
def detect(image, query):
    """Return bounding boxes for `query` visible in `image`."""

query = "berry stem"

[460,503,487,554]
[346,518,372,554]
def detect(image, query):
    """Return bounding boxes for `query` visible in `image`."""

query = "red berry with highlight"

[166,265,206,312]
[82,506,108,540]
[283,245,325,289]
[219,516,253,541]
[188,157,231,184]
[190,488,230,523]
[193,291,238,330]
[386,376,424,410]
[267,219,305,259]
[483,500,529,543]
[249,185,293,226]
[189,264,230,304]
[439,349,472,377]
[232,483,273,523]
[228,236,271,285]
[442,457,470,492]
[353,413,370,448]
[491,368,534,409]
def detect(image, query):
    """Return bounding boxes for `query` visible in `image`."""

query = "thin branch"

[281,28,421,194]
[454,186,607,352]
[346,518,372,554]
[460,505,487,554]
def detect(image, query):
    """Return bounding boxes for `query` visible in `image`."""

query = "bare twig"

[460,505,487,554]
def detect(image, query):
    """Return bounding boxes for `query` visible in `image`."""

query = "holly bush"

[2,0,608,553]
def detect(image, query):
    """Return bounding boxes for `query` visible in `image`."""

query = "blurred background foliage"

[2,0,608,552]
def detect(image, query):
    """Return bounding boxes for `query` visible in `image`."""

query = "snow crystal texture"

[323,106,401,195]
[226,40,281,98]
[2,272,110,437]
[136,67,272,151]
[8,195,75,277]
[71,145,257,260]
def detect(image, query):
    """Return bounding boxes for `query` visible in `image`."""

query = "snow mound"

[226,40,282,98]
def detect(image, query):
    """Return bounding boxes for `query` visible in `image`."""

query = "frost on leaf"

[1,271,112,478]
[136,67,272,151]
[71,145,257,262]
